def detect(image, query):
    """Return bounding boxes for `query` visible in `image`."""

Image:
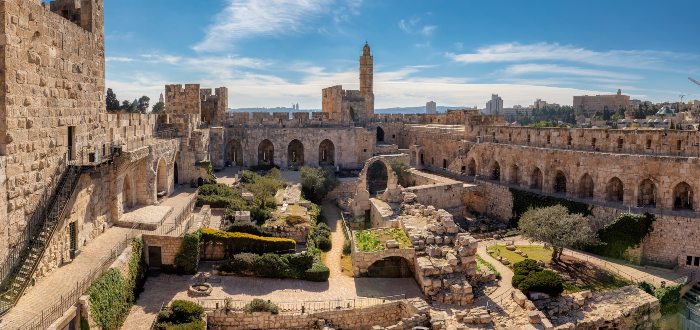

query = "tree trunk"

[552,246,563,262]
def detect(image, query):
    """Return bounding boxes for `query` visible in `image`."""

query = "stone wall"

[143,234,183,267]
[462,180,513,221]
[207,299,429,330]
[351,245,415,277]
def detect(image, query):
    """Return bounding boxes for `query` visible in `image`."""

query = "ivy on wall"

[587,213,655,260]
[174,231,201,275]
[509,188,592,225]
[88,238,147,330]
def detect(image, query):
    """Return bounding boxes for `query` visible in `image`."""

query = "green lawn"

[354,228,412,252]
[487,245,553,265]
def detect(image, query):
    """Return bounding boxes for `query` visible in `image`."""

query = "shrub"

[200,228,296,256]
[250,206,273,224]
[655,284,682,316]
[226,222,272,237]
[174,232,201,275]
[638,281,655,295]
[315,235,332,252]
[510,188,592,225]
[255,253,290,278]
[387,159,414,187]
[342,240,352,255]
[304,262,330,282]
[513,259,543,276]
[244,299,279,314]
[517,269,564,297]
[219,252,317,280]
[169,300,204,323]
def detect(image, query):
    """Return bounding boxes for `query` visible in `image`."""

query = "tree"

[388,158,413,187]
[152,101,165,113]
[137,96,150,113]
[120,100,131,112]
[518,205,596,261]
[300,166,339,203]
[106,88,120,112]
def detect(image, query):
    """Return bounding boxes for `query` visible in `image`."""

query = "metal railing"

[197,294,406,315]
[15,232,136,330]
[154,192,198,236]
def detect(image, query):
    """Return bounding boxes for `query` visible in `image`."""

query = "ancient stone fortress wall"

[403,170,463,211]
[0,0,106,253]
[219,126,375,170]
[200,87,227,127]
[207,298,430,330]
[223,111,352,128]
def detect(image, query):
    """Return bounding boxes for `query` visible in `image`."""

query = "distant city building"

[426,101,437,114]
[533,99,547,109]
[692,100,700,111]
[502,105,532,117]
[485,94,503,115]
[573,89,630,116]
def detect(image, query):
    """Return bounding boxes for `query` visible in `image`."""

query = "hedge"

[303,262,330,282]
[200,228,296,255]
[517,269,564,297]
[308,222,332,252]
[218,252,329,281]
[510,188,592,225]
[174,232,201,275]
[226,221,273,237]
[88,238,147,329]
[638,282,681,316]
[244,299,279,314]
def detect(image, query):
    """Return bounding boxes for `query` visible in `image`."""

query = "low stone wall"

[327,177,358,201]
[264,224,310,244]
[461,180,513,222]
[533,286,660,329]
[404,182,463,210]
[375,144,400,155]
[352,245,415,277]
[207,298,430,330]
[143,235,183,267]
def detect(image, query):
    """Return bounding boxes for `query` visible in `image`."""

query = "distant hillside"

[229,105,469,114]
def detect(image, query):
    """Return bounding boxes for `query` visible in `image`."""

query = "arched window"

[376,127,385,143]
[318,139,335,166]
[554,171,567,194]
[287,139,305,167]
[258,139,274,165]
[491,162,501,181]
[226,139,243,166]
[530,168,543,190]
[578,173,594,198]
[673,182,694,210]
[606,177,624,203]
[637,179,656,208]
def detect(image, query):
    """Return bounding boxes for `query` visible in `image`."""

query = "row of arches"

[122,157,178,213]
[468,158,695,211]
[226,139,336,168]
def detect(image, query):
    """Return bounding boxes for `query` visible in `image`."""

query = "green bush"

[155,300,205,330]
[303,262,330,282]
[219,252,317,280]
[342,240,352,255]
[315,235,332,252]
[225,221,272,237]
[387,159,414,187]
[655,284,682,316]
[200,228,296,257]
[517,269,564,297]
[513,259,543,276]
[244,299,279,314]
[638,281,655,295]
[88,238,147,330]
[174,232,201,275]
[300,166,339,203]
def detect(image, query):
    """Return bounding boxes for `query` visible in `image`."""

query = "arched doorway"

[579,173,594,199]
[225,139,243,166]
[510,164,520,184]
[673,182,693,210]
[376,127,385,143]
[491,162,501,181]
[287,139,304,168]
[156,158,168,195]
[367,160,388,195]
[530,167,543,190]
[122,175,134,211]
[366,256,412,278]
[318,139,335,166]
[637,179,656,208]
[467,158,477,176]
[606,177,624,203]
[174,162,179,185]
[258,139,274,166]
[554,171,567,194]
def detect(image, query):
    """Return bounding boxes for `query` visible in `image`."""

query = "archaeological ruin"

[0,1,698,329]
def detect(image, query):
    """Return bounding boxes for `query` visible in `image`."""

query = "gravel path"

[322,202,347,279]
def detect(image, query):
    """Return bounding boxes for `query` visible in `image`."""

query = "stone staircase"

[0,164,83,316]
[684,283,700,306]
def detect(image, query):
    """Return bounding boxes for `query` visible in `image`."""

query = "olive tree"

[518,205,596,261]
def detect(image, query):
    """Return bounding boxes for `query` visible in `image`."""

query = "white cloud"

[398,17,436,38]
[420,25,437,37]
[106,56,135,63]
[502,64,642,81]
[447,42,696,71]
[193,0,360,52]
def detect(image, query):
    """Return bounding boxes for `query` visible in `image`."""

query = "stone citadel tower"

[322,43,375,123]
[360,42,374,118]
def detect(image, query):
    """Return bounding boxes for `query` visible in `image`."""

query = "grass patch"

[552,256,632,293]
[487,245,553,265]
[340,255,353,277]
[475,254,501,279]
[354,228,412,252]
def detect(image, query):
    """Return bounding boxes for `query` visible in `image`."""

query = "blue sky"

[104,0,700,109]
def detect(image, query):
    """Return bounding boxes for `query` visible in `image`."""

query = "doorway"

[148,246,163,268]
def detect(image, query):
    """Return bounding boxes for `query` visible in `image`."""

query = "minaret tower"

[360,42,374,118]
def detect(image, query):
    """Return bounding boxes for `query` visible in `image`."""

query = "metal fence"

[16,232,136,330]
[154,192,198,236]
[196,294,406,315]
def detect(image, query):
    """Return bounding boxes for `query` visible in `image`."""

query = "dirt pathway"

[321,202,347,278]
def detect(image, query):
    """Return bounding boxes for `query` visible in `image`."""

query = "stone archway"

[530,167,543,190]
[579,173,594,199]
[225,139,243,166]
[490,161,501,181]
[352,156,401,216]
[673,182,693,210]
[156,158,168,195]
[367,161,389,195]
[319,139,335,166]
[554,171,567,194]
[606,177,624,203]
[377,127,385,143]
[287,139,305,168]
[258,139,274,166]
[467,158,477,176]
[637,179,656,208]
[510,164,520,184]
[366,256,413,278]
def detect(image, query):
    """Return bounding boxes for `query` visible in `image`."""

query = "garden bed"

[487,244,552,265]
[354,228,412,252]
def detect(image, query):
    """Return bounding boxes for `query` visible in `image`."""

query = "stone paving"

[0,226,133,329]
